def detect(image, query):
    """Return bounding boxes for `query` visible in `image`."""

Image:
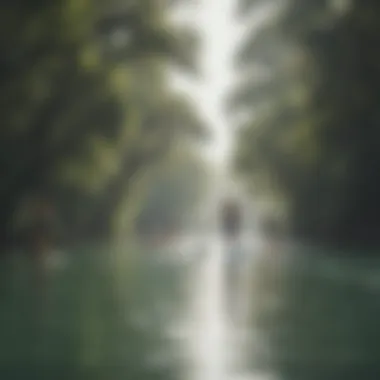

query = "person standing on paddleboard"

[219,198,244,322]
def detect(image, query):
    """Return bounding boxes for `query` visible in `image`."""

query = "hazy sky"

[169,0,243,166]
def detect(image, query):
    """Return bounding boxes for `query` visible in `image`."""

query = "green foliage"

[1,0,207,248]
[124,143,210,238]
[231,0,380,248]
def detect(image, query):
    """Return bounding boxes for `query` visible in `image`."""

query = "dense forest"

[132,143,210,241]
[230,0,380,249]
[1,0,208,252]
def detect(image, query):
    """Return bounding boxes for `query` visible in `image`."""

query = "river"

[1,235,380,380]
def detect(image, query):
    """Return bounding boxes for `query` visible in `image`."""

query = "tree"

[230,0,380,249]
[115,140,210,240]
[3,0,207,249]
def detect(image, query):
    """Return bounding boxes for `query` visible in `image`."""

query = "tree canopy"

[2,0,208,249]
[230,0,380,249]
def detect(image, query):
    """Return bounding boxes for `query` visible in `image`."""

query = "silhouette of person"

[220,198,242,242]
[219,198,244,322]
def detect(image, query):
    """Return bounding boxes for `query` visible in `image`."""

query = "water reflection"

[167,232,275,380]
[1,238,380,379]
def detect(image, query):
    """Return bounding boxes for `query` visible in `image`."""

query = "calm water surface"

[1,237,380,380]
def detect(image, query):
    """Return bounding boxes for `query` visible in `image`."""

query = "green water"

[0,245,187,379]
[0,242,380,379]
[249,245,380,379]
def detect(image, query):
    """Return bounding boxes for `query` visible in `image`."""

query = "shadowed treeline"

[0,0,209,253]
[230,0,380,250]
